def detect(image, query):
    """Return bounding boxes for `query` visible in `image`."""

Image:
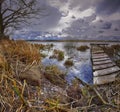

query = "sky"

[14,0,120,40]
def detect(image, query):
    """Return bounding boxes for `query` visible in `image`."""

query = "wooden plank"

[93,60,112,65]
[93,66,120,77]
[93,57,110,62]
[92,49,103,51]
[93,63,116,70]
[92,51,104,54]
[92,55,108,59]
[92,49,102,51]
[92,53,108,57]
[92,52,106,55]
[93,73,118,85]
[91,44,120,85]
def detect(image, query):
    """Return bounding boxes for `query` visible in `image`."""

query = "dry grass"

[34,43,53,51]
[44,65,66,87]
[102,44,120,66]
[77,45,89,52]
[0,39,120,112]
[0,39,67,111]
[49,49,64,61]
[0,39,42,111]
[1,40,41,64]
[64,59,74,67]
[42,76,120,112]
[111,44,120,50]
[0,54,7,69]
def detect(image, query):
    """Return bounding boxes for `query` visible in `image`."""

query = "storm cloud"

[95,0,120,15]
[15,0,120,40]
[101,22,112,29]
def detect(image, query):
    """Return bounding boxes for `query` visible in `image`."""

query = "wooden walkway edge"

[91,44,120,85]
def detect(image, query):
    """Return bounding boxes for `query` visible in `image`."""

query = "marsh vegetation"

[49,49,64,61]
[64,59,74,67]
[102,44,120,67]
[77,45,89,52]
[0,39,120,112]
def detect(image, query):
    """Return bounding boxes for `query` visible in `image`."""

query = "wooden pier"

[91,44,120,85]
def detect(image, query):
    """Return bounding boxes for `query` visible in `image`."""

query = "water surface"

[34,42,93,84]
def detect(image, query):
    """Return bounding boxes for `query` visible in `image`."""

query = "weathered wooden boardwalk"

[91,44,120,85]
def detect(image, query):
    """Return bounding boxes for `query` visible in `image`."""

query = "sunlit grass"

[1,40,41,64]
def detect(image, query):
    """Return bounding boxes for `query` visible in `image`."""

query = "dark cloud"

[114,28,119,31]
[63,14,96,37]
[29,2,62,31]
[101,22,112,29]
[84,14,96,22]
[71,15,76,19]
[98,30,104,33]
[110,20,120,31]
[96,0,120,15]
[14,0,120,40]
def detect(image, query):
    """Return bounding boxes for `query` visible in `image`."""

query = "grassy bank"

[0,39,120,112]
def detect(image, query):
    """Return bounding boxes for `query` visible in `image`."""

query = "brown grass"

[64,59,74,67]
[0,39,42,111]
[34,43,53,50]
[111,44,120,50]
[1,40,41,64]
[49,49,64,61]
[77,45,89,52]
[44,65,66,87]
[0,39,120,112]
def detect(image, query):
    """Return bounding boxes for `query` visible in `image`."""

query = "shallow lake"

[33,42,93,84]
[31,41,120,85]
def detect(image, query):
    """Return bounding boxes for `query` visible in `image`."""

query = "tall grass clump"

[77,45,89,52]
[0,39,43,111]
[64,59,74,67]
[49,49,64,61]
[1,40,41,64]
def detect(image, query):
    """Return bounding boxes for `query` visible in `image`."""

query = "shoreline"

[26,39,120,43]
